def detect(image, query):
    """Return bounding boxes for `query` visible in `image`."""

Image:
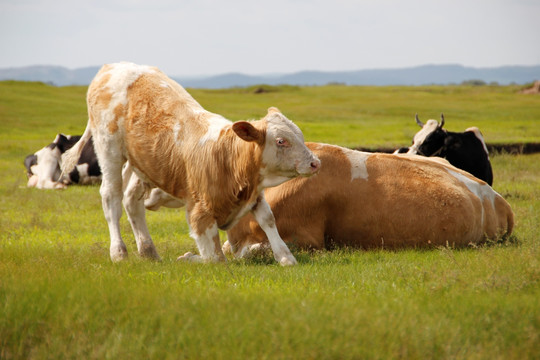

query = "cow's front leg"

[178,204,226,263]
[252,195,297,266]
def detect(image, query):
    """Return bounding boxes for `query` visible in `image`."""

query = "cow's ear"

[232,121,263,143]
[54,133,67,144]
[267,107,281,115]
[55,134,69,152]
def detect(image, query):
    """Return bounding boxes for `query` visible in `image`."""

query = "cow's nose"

[310,158,321,173]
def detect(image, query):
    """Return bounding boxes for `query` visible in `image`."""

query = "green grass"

[0,81,539,359]
[2,81,539,150]
[190,84,540,148]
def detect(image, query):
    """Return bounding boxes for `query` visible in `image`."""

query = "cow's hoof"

[222,241,232,255]
[27,175,38,187]
[110,246,128,262]
[140,251,161,261]
[177,252,202,263]
[139,244,161,261]
[53,182,67,190]
[279,255,297,266]
[248,243,268,256]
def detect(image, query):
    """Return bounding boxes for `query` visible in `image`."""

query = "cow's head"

[232,107,320,188]
[406,114,447,157]
[27,143,65,189]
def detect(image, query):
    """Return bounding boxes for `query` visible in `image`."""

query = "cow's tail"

[505,205,514,238]
[60,123,92,179]
[496,195,515,241]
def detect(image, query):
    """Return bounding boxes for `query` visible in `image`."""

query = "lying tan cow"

[222,143,513,257]
[145,143,514,258]
[62,62,320,265]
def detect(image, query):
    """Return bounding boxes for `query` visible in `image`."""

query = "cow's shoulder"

[306,143,371,181]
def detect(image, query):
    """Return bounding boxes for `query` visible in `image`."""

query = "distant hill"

[0,65,100,86]
[0,64,538,88]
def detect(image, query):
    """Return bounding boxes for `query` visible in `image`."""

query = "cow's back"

[86,63,213,197]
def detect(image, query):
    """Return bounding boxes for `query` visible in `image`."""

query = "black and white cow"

[25,134,101,189]
[398,114,493,185]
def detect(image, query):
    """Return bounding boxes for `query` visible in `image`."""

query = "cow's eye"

[276,138,289,147]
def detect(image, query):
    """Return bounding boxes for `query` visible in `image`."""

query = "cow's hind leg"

[122,165,160,260]
[94,133,128,262]
[96,149,128,262]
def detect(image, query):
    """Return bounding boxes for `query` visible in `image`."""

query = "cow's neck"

[192,127,264,227]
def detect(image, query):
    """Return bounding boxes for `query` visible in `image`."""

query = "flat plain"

[1,81,539,359]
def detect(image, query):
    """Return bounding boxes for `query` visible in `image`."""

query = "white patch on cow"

[407,119,439,155]
[466,127,490,158]
[32,146,63,188]
[98,62,156,134]
[73,163,102,185]
[27,174,39,187]
[446,169,496,206]
[267,111,305,142]
[342,148,370,180]
[260,111,319,184]
[172,122,182,143]
[76,163,89,178]
[236,242,271,259]
[105,62,155,94]
[252,196,297,266]
[199,115,231,145]
[447,168,496,229]
[222,240,233,255]
[159,80,170,88]
[189,222,219,260]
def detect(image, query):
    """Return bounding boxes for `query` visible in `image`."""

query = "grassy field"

[0,81,539,359]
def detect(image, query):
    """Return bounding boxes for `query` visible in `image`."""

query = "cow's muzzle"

[297,156,321,176]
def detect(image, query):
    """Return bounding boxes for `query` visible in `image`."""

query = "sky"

[1,0,539,77]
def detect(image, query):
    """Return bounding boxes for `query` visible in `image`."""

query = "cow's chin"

[289,168,316,178]
[295,166,319,178]
[260,166,316,189]
[297,171,315,178]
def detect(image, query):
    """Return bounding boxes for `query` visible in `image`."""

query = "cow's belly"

[124,134,190,199]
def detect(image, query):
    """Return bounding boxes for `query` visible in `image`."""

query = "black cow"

[399,114,493,185]
[24,134,101,189]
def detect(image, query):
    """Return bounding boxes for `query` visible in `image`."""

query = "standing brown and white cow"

[62,62,320,265]
[222,143,513,256]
